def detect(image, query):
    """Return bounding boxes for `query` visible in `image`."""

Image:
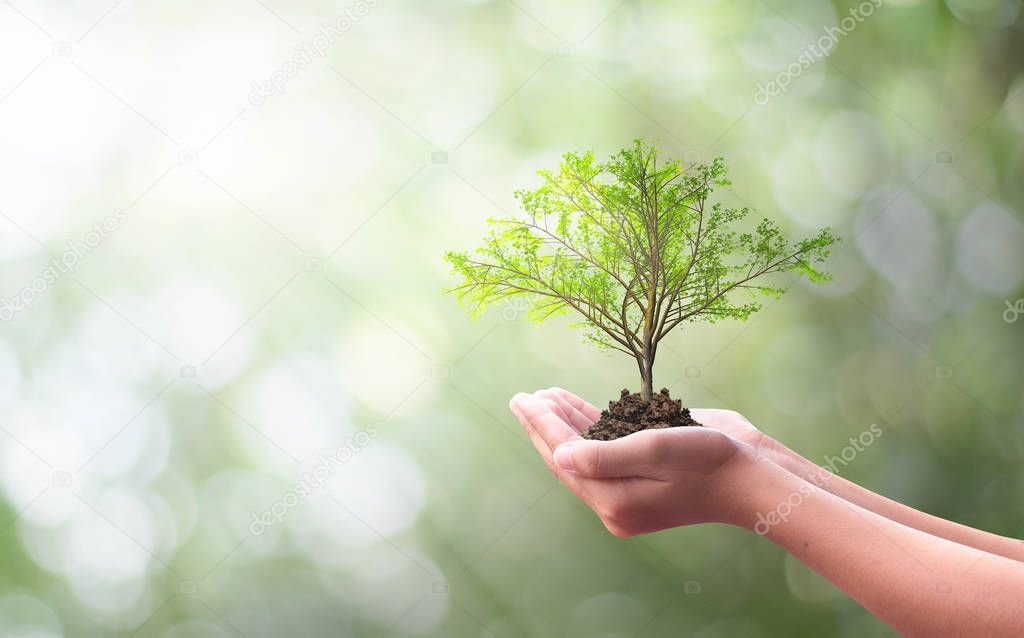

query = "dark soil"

[582,388,701,441]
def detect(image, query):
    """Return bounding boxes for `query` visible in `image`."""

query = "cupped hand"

[509,388,759,536]
[531,387,795,471]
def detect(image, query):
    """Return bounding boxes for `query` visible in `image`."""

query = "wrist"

[713,444,794,528]
[759,437,823,482]
[721,452,811,532]
[774,445,841,494]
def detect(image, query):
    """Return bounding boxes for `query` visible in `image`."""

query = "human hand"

[684,406,799,473]
[529,387,796,469]
[509,388,760,536]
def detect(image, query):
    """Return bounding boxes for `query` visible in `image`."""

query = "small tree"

[445,141,838,401]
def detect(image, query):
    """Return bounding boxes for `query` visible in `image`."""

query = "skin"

[509,388,1024,637]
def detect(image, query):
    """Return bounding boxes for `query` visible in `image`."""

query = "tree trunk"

[639,347,655,402]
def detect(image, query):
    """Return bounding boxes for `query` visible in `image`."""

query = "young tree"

[445,141,838,401]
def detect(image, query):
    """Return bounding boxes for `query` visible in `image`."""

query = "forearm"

[769,441,1024,563]
[740,458,1024,636]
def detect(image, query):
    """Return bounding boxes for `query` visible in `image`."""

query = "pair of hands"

[512,389,1024,637]
[509,388,784,536]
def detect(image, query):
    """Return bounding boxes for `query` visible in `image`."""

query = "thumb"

[553,437,658,479]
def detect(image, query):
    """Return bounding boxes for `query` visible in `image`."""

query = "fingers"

[689,408,752,429]
[513,393,582,452]
[509,394,557,474]
[553,432,661,479]
[548,387,602,422]
[554,427,737,479]
[535,389,594,432]
[509,391,583,474]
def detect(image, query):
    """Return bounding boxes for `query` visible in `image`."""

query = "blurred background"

[1,0,1022,635]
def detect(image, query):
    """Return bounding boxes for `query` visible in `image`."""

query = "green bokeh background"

[1,0,1022,636]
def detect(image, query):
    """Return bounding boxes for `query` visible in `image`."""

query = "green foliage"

[445,141,838,385]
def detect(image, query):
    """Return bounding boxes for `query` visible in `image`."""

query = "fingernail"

[554,444,575,472]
